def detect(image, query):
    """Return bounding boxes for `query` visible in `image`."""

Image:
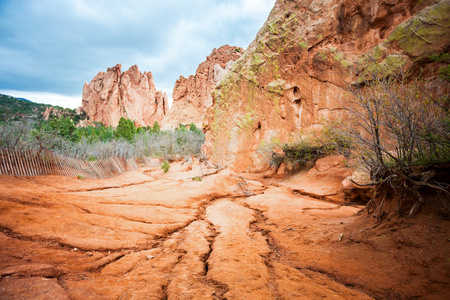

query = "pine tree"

[152,121,160,133]
[115,117,136,141]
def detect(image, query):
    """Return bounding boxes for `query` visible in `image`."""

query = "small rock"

[146,255,155,260]
[275,163,286,178]
[339,233,343,242]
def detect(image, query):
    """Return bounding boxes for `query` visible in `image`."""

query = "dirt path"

[0,162,448,299]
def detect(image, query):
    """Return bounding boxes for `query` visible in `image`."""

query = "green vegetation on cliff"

[209,5,303,148]
[387,1,450,61]
[0,93,86,124]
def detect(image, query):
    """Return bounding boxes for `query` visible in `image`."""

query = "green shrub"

[152,121,160,133]
[115,117,136,141]
[430,53,450,80]
[438,65,450,80]
[161,160,170,173]
[48,116,78,142]
[270,132,349,169]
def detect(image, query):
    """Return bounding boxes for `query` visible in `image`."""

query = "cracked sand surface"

[0,161,448,299]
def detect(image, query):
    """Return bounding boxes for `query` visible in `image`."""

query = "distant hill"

[17,97,32,102]
[0,93,86,124]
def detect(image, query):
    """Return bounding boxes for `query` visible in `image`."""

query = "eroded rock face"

[161,45,243,129]
[81,64,168,127]
[204,0,449,172]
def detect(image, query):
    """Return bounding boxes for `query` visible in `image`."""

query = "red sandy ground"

[0,157,448,299]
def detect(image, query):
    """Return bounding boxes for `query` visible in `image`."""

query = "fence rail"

[0,148,162,179]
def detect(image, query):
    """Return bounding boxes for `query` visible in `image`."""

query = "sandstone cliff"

[204,0,450,172]
[81,64,168,127]
[161,45,243,129]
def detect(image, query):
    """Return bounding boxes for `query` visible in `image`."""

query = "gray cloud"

[0,0,274,108]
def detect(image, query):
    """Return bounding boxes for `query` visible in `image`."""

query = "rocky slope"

[81,64,168,127]
[203,0,450,172]
[161,45,243,129]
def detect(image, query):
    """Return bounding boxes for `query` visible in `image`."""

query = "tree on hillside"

[98,126,115,142]
[48,116,78,142]
[176,123,187,132]
[115,117,136,141]
[189,122,198,133]
[152,121,160,133]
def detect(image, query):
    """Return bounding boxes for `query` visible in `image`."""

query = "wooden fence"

[0,148,162,179]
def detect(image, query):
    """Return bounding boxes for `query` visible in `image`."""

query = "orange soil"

[0,160,448,299]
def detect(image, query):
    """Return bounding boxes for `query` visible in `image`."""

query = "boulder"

[283,155,353,203]
[342,170,373,204]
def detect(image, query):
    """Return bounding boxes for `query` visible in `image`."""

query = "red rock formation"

[81,64,168,127]
[204,0,450,172]
[42,107,63,120]
[161,45,243,129]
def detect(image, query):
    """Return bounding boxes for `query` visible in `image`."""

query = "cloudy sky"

[0,0,275,108]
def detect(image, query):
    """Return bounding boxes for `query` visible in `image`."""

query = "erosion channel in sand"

[0,159,448,299]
